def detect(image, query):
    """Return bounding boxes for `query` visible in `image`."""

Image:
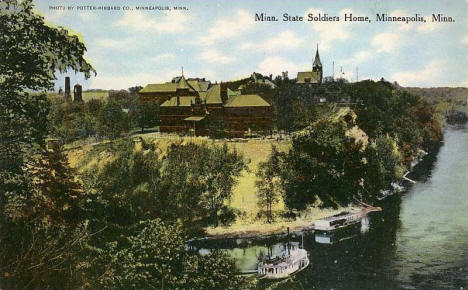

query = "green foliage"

[1,147,92,288]
[0,1,95,92]
[346,80,442,163]
[199,143,247,226]
[279,111,366,209]
[108,89,138,109]
[48,96,140,142]
[161,142,247,227]
[240,82,276,104]
[256,145,283,222]
[81,139,162,227]
[405,86,468,105]
[79,141,249,288]
[0,1,95,287]
[2,221,90,289]
[91,219,246,289]
[83,140,247,230]
[136,101,159,132]
[48,96,95,142]
[128,85,143,96]
[97,100,130,139]
[1,2,246,288]
[274,81,443,210]
[362,136,405,200]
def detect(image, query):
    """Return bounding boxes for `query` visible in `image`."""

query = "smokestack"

[64,77,71,100]
[332,61,335,80]
[73,84,82,102]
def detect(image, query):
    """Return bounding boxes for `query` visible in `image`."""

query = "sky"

[33,0,468,90]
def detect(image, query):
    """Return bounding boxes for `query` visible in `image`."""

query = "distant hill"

[404,87,468,104]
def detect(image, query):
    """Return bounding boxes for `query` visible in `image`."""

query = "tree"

[108,89,137,109]
[201,143,247,226]
[0,1,94,287]
[161,142,246,227]
[362,136,405,201]
[256,145,283,222]
[279,109,367,209]
[128,85,143,96]
[137,101,159,133]
[81,139,164,228]
[1,147,92,288]
[160,143,211,225]
[97,100,130,139]
[91,219,246,289]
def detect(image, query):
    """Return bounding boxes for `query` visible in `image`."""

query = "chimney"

[176,95,180,106]
[220,82,228,104]
[64,77,71,100]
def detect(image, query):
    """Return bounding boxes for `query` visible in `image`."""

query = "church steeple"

[312,44,323,84]
[313,44,322,69]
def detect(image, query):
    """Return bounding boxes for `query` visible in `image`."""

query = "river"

[195,124,468,289]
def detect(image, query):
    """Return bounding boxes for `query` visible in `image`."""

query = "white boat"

[314,205,381,232]
[313,210,363,231]
[257,242,309,279]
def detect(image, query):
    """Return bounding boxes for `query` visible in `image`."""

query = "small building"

[296,44,323,84]
[238,72,277,90]
[224,94,273,136]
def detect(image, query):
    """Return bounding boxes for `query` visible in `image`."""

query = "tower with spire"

[312,44,323,83]
[296,43,323,84]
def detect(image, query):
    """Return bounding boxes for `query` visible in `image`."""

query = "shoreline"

[200,145,437,241]
[201,206,360,240]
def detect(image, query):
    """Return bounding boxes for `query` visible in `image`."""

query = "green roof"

[198,91,207,101]
[140,76,199,93]
[227,88,241,97]
[296,71,321,84]
[177,75,191,90]
[160,96,197,107]
[225,94,270,107]
[205,84,223,104]
[187,80,201,92]
[184,116,205,122]
[140,83,177,93]
[198,81,210,91]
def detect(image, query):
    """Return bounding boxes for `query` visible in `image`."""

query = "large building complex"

[139,75,273,137]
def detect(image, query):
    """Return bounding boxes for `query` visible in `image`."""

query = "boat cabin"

[257,242,309,279]
[314,211,362,231]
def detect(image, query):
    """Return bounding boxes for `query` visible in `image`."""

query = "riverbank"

[204,205,359,239]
